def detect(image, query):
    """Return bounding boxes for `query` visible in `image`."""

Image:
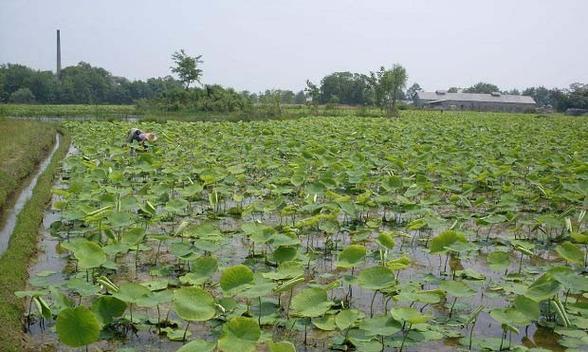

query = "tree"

[9,87,35,103]
[463,82,500,94]
[522,86,551,107]
[505,89,520,95]
[294,90,306,104]
[406,83,423,103]
[279,90,295,104]
[171,49,203,89]
[370,64,407,117]
[305,80,320,106]
[318,72,372,105]
[447,87,460,93]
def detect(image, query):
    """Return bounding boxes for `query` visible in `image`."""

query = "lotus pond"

[20,112,588,351]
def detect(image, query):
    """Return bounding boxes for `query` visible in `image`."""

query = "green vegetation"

[17,111,587,351]
[0,119,56,215]
[0,129,69,352]
[0,104,136,118]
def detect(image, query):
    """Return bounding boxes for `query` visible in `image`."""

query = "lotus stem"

[468,316,477,351]
[370,290,378,318]
[499,329,505,351]
[258,296,262,326]
[286,286,293,318]
[156,305,161,334]
[182,321,190,341]
[399,323,412,352]
[304,318,308,345]
[449,297,458,318]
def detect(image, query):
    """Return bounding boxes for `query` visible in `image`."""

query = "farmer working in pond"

[126,128,158,147]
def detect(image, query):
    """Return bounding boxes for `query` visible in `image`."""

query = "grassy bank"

[0,119,56,217]
[0,104,137,118]
[0,103,387,121]
[0,127,69,352]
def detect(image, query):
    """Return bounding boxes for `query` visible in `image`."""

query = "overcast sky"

[1,0,587,92]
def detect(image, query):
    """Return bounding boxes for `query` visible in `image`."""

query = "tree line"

[1,51,586,113]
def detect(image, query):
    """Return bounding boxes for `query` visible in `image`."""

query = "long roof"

[417,91,536,104]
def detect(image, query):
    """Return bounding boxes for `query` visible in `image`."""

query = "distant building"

[415,91,536,112]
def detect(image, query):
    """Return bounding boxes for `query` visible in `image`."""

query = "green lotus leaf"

[108,211,134,228]
[173,287,216,322]
[218,317,261,352]
[489,308,528,333]
[337,244,367,269]
[335,309,363,330]
[56,306,101,347]
[397,289,445,304]
[549,266,588,291]
[429,230,467,254]
[555,241,584,264]
[291,287,333,318]
[64,238,106,270]
[272,246,298,264]
[487,251,510,271]
[241,275,276,299]
[66,278,100,297]
[312,315,337,330]
[357,266,396,290]
[263,261,304,281]
[439,280,476,297]
[525,273,561,302]
[376,232,395,250]
[390,307,430,324]
[514,295,540,321]
[359,315,402,336]
[121,227,146,246]
[165,198,189,214]
[179,256,218,285]
[241,222,275,244]
[91,296,127,325]
[112,282,152,305]
[220,264,254,295]
[571,232,588,244]
[176,338,216,352]
[386,255,411,271]
[268,341,296,352]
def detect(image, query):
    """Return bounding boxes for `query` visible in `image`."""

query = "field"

[0,105,137,118]
[0,119,56,216]
[0,104,386,122]
[19,111,588,351]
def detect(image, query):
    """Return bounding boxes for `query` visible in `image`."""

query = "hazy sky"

[1,0,587,92]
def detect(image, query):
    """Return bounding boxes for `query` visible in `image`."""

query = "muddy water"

[25,177,564,351]
[0,134,61,256]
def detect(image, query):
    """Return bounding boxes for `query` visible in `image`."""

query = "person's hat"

[145,133,158,142]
